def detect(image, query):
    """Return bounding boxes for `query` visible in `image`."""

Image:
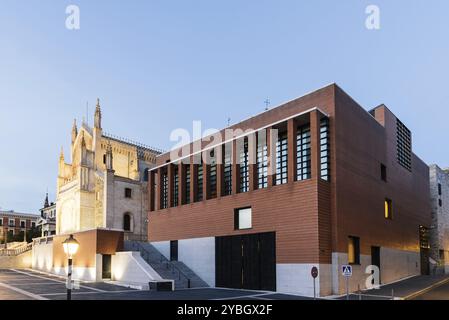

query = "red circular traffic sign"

[311,266,318,278]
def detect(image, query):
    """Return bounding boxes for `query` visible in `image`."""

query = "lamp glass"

[62,235,79,257]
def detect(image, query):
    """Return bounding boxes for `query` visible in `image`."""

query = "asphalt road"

[0,269,313,300]
[412,280,449,300]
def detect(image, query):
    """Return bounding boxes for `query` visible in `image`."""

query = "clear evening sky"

[1,0,448,213]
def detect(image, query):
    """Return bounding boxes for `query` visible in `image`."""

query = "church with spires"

[37,192,56,237]
[56,99,162,241]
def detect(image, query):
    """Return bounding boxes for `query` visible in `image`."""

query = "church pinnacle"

[71,118,78,144]
[94,98,102,129]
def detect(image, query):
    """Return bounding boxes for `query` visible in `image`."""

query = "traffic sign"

[342,265,352,277]
[311,266,318,279]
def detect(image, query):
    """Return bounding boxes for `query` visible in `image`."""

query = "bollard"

[358,284,362,300]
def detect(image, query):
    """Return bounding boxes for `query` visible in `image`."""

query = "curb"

[403,277,449,300]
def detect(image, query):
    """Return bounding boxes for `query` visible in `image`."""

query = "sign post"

[342,265,353,300]
[311,266,318,300]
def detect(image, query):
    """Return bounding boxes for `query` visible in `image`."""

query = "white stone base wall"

[276,263,332,297]
[152,237,216,287]
[332,248,420,295]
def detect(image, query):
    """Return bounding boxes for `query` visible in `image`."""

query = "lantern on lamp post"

[62,234,79,300]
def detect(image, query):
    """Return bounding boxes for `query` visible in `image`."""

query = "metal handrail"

[132,242,191,287]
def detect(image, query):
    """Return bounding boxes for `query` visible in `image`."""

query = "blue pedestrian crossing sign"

[342,265,352,277]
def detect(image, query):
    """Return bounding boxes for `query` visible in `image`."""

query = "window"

[223,145,233,196]
[103,154,106,164]
[297,125,311,181]
[8,219,14,227]
[439,199,443,207]
[234,207,252,230]
[348,236,360,265]
[0,219,2,226]
[275,132,288,185]
[31,222,36,228]
[161,170,168,209]
[123,213,131,231]
[239,138,249,193]
[438,183,442,196]
[173,166,179,207]
[20,220,25,228]
[196,164,203,202]
[381,163,387,182]
[257,134,268,189]
[210,159,217,199]
[396,119,412,171]
[143,168,149,182]
[320,118,330,181]
[185,165,191,204]
[385,198,393,219]
[125,188,132,198]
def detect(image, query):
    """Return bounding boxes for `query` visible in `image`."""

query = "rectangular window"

[223,145,232,196]
[320,118,330,181]
[125,188,132,198]
[31,222,36,228]
[161,170,168,209]
[210,162,217,199]
[275,132,288,185]
[438,183,442,196]
[173,166,179,207]
[185,165,191,204]
[439,199,443,207]
[234,207,252,230]
[396,118,412,171]
[239,138,249,193]
[297,124,311,181]
[385,198,393,219]
[257,134,268,189]
[196,164,203,202]
[9,219,14,227]
[0,219,2,226]
[20,220,25,228]
[381,163,387,182]
[348,236,360,265]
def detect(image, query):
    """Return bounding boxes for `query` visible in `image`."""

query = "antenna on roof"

[264,98,271,111]
[227,117,231,127]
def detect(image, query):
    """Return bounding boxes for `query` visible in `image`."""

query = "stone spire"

[105,140,113,171]
[94,98,102,129]
[71,119,78,144]
[59,147,64,161]
[44,192,49,208]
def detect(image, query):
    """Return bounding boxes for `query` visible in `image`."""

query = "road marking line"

[0,282,48,300]
[40,290,135,296]
[403,277,449,300]
[10,269,106,293]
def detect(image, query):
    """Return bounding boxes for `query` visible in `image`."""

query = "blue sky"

[1,0,448,213]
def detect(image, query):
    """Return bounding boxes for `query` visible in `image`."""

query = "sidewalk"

[337,274,449,300]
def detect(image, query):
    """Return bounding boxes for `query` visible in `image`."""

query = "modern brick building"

[147,84,431,296]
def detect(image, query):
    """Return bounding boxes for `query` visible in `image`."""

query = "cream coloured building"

[56,99,161,240]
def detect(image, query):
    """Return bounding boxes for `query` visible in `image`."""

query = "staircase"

[125,241,209,289]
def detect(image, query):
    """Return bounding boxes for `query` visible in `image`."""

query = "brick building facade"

[147,84,431,296]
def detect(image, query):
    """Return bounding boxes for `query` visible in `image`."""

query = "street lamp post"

[62,234,79,301]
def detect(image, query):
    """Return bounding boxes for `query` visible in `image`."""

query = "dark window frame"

[234,207,252,230]
[124,187,132,199]
[275,131,288,185]
[297,124,311,181]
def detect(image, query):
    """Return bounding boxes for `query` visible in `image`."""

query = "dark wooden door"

[371,246,381,284]
[170,240,178,261]
[216,232,276,291]
[102,254,111,279]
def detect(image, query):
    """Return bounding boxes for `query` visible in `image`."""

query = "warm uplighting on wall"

[385,199,393,220]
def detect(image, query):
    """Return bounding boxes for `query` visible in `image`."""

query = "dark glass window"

[275,132,288,185]
[210,161,217,199]
[239,139,249,192]
[439,199,443,207]
[320,118,330,181]
[381,164,387,182]
[161,171,168,209]
[257,136,268,189]
[125,188,132,198]
[438,183,442,196]
[185,165,191,204]
[297,124,311,181]
[173,166,179,207]
[143,168,149,182]
[396,119,412,171]
[223,147,232,196]
[196,164,203,201]
[20,221,25,228]
[123,214,131,231]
